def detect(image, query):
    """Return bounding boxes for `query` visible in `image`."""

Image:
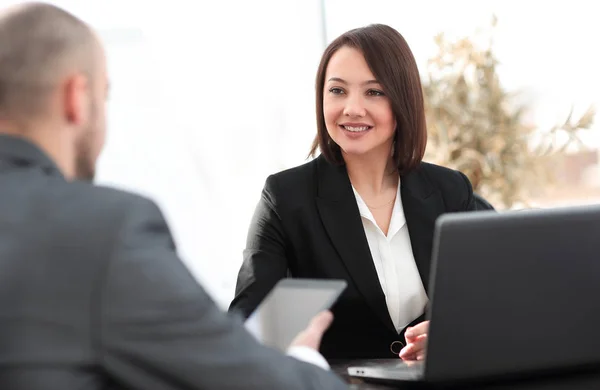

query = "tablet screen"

[244,278,347,352]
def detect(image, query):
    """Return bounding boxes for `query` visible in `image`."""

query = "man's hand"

[290,311,334,350]
[399,320,429,361]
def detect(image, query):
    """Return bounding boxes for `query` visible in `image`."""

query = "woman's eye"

[329,87,345,95]
[367,89,385,97]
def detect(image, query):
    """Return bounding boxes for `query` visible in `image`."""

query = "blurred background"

[4,0,597,307]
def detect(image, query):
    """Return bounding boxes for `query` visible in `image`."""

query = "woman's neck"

[344,149,398,197]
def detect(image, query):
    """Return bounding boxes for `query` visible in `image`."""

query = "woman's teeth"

[343,125,370,132]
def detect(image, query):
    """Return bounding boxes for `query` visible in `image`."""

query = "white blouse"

[352,181,428,333]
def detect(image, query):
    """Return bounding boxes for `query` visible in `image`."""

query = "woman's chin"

[339,142,394,162]
[340,147,374,158]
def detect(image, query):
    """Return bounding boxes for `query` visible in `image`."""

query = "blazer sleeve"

[229,175,289,318]
[97,196,347,390]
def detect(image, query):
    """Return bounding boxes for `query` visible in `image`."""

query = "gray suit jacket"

[0,134,347,390]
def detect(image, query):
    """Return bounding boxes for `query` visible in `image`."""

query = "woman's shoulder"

[413,161,474,210]
[266,157,319,190]
[260,156,323,207]
[416,161,469,185]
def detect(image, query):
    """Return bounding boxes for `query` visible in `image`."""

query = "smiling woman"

[311,24,426,175]
[229,24,486,360]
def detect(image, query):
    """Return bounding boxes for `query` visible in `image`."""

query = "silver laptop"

[349,205,600,383]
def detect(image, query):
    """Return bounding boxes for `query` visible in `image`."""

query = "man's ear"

[62,73,89,125]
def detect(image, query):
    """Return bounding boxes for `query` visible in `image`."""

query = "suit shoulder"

[268,158,317,183]
[68,181,158,213]
[263,158,318,195]
[50,181,164,236]
[417,161,469,187]
[415,162,473,211]
[7,179,167,275]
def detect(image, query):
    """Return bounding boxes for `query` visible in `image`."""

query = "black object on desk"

[347,205,600,385]
[334,360,600,389]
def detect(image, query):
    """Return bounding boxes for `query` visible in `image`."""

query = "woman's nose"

[342,95,367,117]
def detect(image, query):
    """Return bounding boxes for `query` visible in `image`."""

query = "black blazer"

[230,155,485,359]
[0,135,347,390]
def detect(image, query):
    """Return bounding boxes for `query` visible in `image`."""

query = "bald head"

[0,2,101,120]
[0,2,108,182]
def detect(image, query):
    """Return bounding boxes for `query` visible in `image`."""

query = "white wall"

[96,0,326,307]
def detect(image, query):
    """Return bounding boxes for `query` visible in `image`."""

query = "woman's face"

[323,46,396,160]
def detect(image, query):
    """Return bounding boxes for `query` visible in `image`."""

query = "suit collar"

[315,155,351,201]
[0,134,64,178]
[400,166,439,291]
[400,164,434,200]
[315,155,438,332]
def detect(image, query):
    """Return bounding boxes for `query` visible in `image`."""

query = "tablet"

[244,278,347,351]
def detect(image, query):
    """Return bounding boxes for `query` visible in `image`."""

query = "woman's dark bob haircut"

[310,24,427,174]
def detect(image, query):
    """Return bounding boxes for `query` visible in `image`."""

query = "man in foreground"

[0,2,347,389]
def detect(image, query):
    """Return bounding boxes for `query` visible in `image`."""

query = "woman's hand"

[399,320,429,361]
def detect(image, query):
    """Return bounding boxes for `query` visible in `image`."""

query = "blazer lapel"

[400,167,444,291]
[315,157,396,332]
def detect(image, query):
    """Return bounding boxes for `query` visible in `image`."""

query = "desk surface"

[331,360,600,390]
[331,360,418,390]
